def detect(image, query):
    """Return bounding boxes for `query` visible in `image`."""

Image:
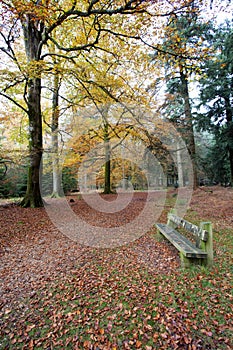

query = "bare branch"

[2,77,26,93]
[0,91,28,114]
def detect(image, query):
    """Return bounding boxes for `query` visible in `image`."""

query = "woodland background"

[0,0,232,205]
[0,2,232,349]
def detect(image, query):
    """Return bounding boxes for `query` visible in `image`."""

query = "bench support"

[180,253,205,268]
[180,222,213,268]
[200,222,213,267]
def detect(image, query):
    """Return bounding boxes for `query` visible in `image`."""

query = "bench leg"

[180,253,207,268]
[180,253,192,268]
[156,229,166,242]
[200,222,213,267]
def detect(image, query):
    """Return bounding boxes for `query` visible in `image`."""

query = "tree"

[47,65,63,198]
[0,0,150,207]
[154,8,215,189]
[64,103,137,194]
[60,38,155,194]
[200,132,231,186]
[0,0,221,205]
[196,23,233,185]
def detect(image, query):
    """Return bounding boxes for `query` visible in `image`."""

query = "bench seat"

[156,223,208,259]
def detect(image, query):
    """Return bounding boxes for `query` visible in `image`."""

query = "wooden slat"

[156,223,207,258]
[168,214,209,241]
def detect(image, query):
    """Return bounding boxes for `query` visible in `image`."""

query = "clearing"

[0,186,232,349]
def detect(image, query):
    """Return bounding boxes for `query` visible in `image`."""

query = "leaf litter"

[0,187,232,349]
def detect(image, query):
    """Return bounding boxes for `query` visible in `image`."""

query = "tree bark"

[180,67,198,189]
[21,76,44,207]
[51,73,61,198]
[103,123,112,194]
[20,17,44,207]
[177,142,184,187]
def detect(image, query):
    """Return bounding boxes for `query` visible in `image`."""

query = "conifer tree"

[196,23,233,185]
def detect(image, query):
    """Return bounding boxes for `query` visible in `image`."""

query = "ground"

[0,186,232,349]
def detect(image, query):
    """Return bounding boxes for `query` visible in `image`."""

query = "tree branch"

[0,92,28,114]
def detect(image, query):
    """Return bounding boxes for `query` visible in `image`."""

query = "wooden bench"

[156,211,213,268]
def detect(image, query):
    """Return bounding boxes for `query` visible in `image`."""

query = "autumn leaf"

[0,188,232,349]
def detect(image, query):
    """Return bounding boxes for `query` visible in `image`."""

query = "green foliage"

[62,167,78,194]
[40,170,53,197]
[197,24,233,127]
[0,162,7,181]
[207,131,231,185]
[195,132,231,185]
[0,144,7,182]
[40,166,78,196]
[0,164,27,198]
[195,23,233,185]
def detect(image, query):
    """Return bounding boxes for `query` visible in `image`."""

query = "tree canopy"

[0,0,232,204]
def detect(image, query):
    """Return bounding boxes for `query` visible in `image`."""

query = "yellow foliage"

[24,60,47,79]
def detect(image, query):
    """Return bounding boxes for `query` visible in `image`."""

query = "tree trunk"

[20,17,44,207]
[225,96,233,186]
[103,123,112,194]
[177,142,184,187]
[21,76,44,207]
[51,73,61,198]
[180,67,198,189]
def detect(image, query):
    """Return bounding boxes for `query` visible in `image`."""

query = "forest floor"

[0,186,232,349]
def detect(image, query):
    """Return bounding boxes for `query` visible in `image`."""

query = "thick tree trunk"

[20,17,44,207]
[180,67,198,189]
[21,77,43,207]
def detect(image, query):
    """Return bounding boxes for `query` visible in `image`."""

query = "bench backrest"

[166,212,213,266]
[167,213,209,248]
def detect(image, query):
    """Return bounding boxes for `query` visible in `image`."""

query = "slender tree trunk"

[21,17,44,207]
[51,73,61,197]
[177,142,184,187]
[180,67,198,189]
[103,123,112,194]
